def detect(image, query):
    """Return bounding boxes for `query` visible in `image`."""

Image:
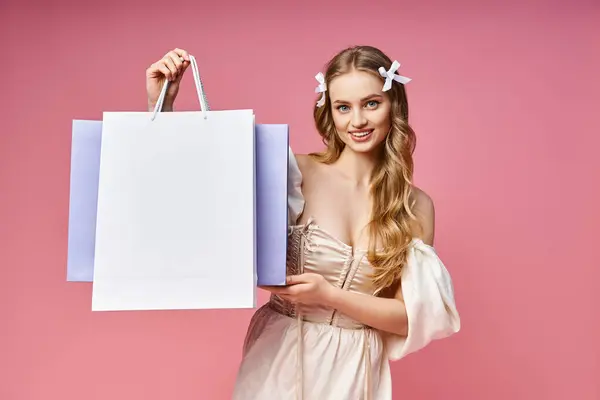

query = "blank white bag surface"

[92,110,256,311]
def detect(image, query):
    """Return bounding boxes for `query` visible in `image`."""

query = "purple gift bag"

[66,120,102,282]
[255,124,289,286]
[66,119,289,286]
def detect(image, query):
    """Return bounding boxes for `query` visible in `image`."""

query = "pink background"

[2,0,599,399]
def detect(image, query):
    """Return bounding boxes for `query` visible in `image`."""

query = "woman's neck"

[333,147,380,187]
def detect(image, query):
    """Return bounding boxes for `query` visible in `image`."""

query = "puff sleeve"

[287,147,305,226]
[385,239,461,361]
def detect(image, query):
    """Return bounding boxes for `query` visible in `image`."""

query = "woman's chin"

[343,135,384,154]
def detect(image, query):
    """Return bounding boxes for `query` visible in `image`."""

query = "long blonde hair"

[310,45,418,295]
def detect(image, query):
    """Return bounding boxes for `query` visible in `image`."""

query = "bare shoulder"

[294,153,318,177]
[409,186,435,246]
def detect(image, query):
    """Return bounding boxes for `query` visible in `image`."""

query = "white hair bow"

[314,72,327,107]
[378,60,411,91]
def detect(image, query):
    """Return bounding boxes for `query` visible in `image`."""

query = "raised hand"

[146,48,190,111]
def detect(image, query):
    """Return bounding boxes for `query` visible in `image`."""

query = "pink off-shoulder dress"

[232,151,461,400]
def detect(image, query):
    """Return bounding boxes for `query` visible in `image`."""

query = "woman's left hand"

[261,273,335,307]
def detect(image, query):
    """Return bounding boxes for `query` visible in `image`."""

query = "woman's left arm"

[323,282,409,336]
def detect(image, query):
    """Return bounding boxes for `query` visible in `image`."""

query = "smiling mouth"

[350,129,372,137]
[349,129,374,139]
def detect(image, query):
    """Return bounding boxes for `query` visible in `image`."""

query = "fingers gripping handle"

[151,54,210,121]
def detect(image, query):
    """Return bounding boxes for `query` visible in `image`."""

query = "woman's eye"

[366,101,379,108]
[337,105,349,112]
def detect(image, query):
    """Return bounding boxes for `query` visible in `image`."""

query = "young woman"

[146,45,461,400]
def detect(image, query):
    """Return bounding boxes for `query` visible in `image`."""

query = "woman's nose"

[351,110,367,127]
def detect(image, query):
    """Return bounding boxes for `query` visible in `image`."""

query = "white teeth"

[351,130,371,137]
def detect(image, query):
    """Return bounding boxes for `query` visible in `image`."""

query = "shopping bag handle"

[151,54,210,121]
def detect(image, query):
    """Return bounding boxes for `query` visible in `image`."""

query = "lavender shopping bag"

[66,120,102,282]
[65,122,289,287]
[255,124,289,286]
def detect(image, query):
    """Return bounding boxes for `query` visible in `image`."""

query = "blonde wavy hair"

[310,45,418,296]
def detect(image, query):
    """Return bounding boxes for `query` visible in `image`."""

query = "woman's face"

[328,70,392,154]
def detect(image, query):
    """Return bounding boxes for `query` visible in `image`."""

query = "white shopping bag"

[92,56,256,311]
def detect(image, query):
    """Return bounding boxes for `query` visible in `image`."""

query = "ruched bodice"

[269,217,377,329]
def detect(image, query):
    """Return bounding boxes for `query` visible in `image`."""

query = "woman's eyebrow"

[332,94,383,104]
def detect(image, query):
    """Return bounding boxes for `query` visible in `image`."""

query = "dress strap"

[295,221,311,400]
[363,330,372,400]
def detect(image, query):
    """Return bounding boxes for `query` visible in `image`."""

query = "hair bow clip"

[314,72,327,107]
[378,60,411,91]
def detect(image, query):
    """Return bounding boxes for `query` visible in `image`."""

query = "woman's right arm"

[146,48,191,111]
